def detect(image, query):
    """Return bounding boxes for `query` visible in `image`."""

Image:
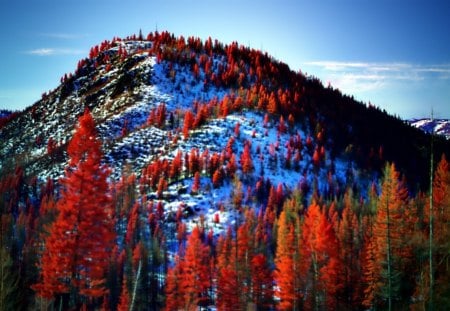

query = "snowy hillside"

[409,118,450,139]
[0,36,355,236]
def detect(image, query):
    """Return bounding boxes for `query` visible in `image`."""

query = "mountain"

[1,31,449,310]
[2,33,447,189]
[409,118,450,139]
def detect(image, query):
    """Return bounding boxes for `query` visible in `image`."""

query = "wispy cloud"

[304,61,450,93]
[25,48,84,56]
[39,32,89,40]
[306,61,411,72]
[330,73,387,93]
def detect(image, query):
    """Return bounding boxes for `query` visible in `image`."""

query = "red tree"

[183,110,194,139]
[165,255,185,310]
[302,202,340,310]
[212,169,223,188]
[170,149,183,180]
[216,229,240,310]
[33,109,115,308]
[178,227,211,310]
[250,253,273,308]
[117,277,130,311]
[192,171,201,193]
[240,141,254,176]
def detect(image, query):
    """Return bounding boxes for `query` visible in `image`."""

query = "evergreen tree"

[0,246,19,311]
[274,197,303,310]
[370,163,410,310]
[33,109,115,308]
[429,154,450,307]
[302,202,340,310]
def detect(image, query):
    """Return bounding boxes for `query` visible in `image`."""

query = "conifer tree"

[165,255,185,310]
[183,227,211,309]
[370,163,409,310]
[240,141,254,177]
[336,189,361,308]
[274,197,303,310]
[183,110,194,139]
[0,246,18,311]
[302,202,340,310]
[117,277,130,311]
[250,253,273,308]
[216,229,240,311]
[192,171,201,194]
[33,109,115,308]
[429,154,450,307]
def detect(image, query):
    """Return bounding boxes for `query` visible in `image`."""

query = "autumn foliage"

[33,109,115,307]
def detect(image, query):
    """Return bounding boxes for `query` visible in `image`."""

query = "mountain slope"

[1,32,448,190]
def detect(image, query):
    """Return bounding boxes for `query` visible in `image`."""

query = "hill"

[0,31,449,310]
[409,118,450,139]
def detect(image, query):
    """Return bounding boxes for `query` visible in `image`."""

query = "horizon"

[1,0,449,119]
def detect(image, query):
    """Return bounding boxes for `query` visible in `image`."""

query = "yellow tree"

[335,189,362,309]
[429,154,450,307]
[274,197,303,310]
[371,163,411,310]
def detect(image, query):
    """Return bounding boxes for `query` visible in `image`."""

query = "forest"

[0,31,449,310]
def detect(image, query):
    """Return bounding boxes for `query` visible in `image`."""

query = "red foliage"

[33,109,115,301]
[183,110,194,139]
[166,227,211,310]
[117,277,130,311]
[302,202,340,309]
[170,149,183,180]
[212,169,223,188]
[192,171,201,193]
[278,115,287,134]
[165,255,185,310]
[240,141,254,175]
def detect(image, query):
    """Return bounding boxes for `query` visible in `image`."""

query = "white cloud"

[306,61,374,71]
[27,48,55,56]
[303,61,450,93]
[25,48,84,56]
[305,61,415,73]
[329,73,386,93]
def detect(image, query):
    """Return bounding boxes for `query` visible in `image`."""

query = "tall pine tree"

[33,109,115,308]
[369,163,410,310]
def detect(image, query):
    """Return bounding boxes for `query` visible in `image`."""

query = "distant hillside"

[409,118,450,139]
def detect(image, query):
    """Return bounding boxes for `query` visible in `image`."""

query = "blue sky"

[1,0,449,118]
